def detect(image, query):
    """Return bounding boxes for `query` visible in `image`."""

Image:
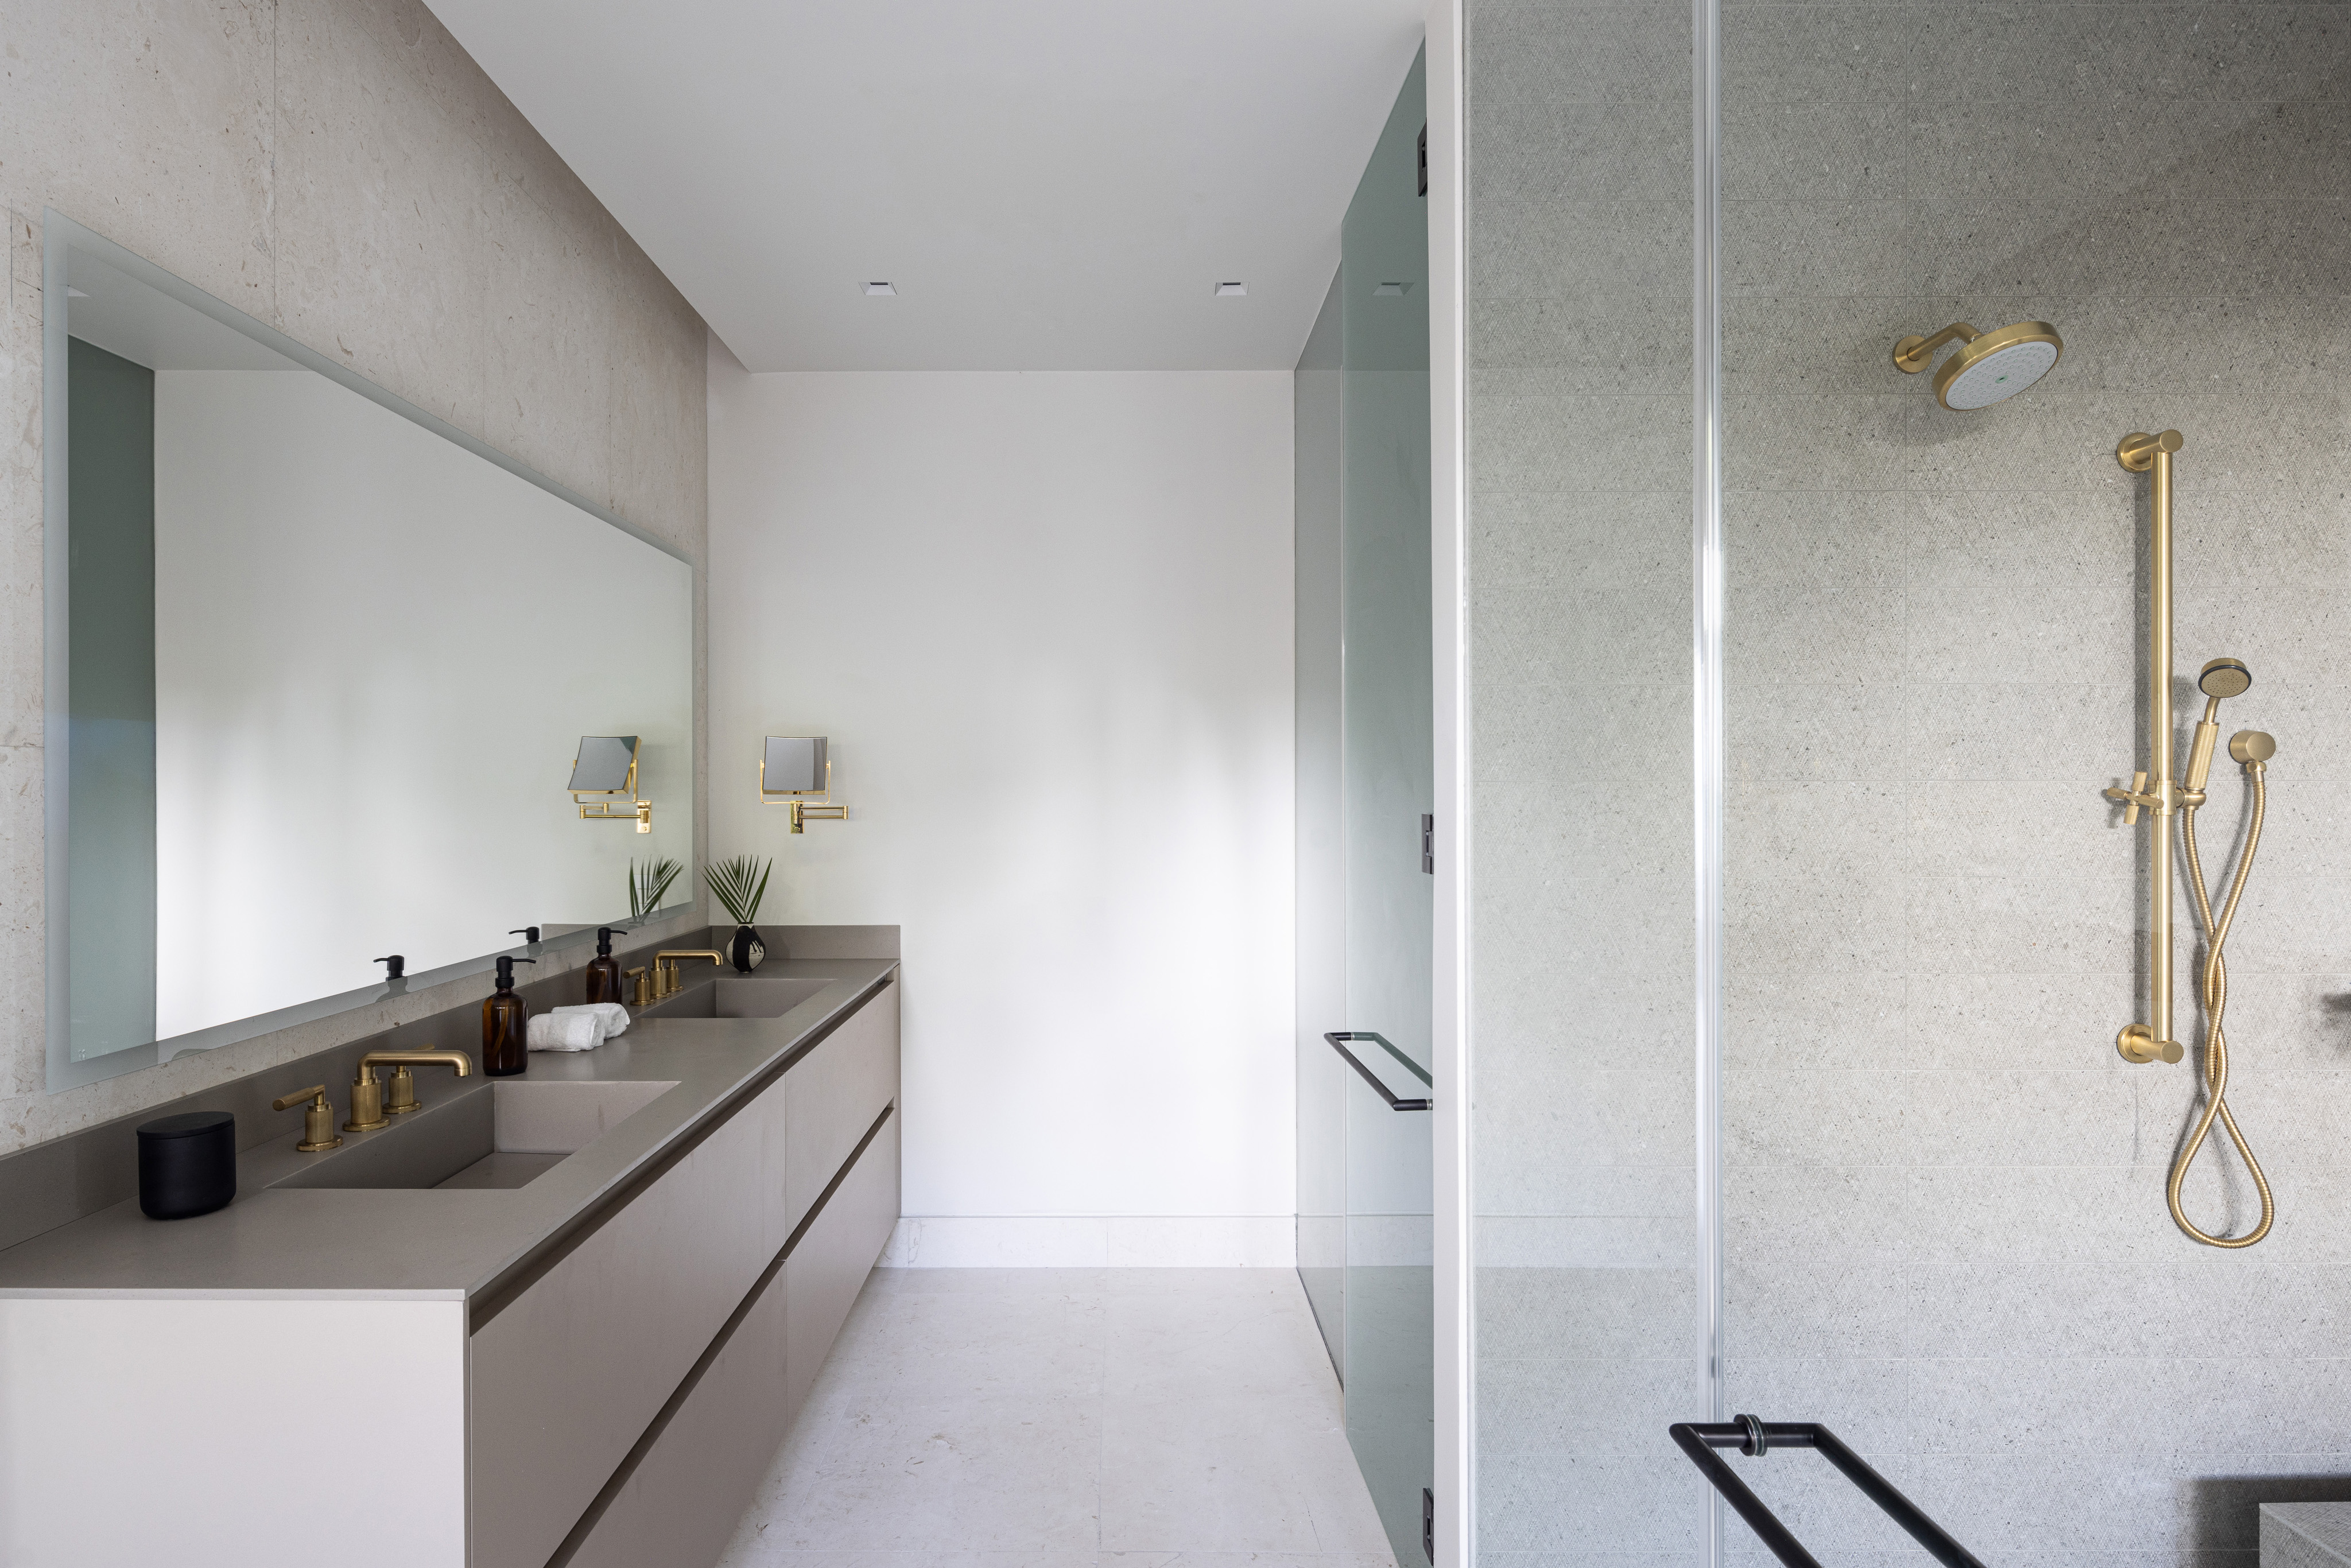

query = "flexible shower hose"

[2169,770,2275,1248]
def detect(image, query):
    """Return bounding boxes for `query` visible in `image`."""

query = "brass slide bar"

[2108,429,2186,1065]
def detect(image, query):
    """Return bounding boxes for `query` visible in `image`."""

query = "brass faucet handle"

[625,966,651,1007]
[384,1065,421,1115]
[271,1085,343,1152]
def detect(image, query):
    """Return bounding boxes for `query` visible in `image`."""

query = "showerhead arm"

[1892,323,1980,373]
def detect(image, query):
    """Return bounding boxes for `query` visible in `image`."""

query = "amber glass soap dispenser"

[484,954,537,1076]
[584,927,623,1006]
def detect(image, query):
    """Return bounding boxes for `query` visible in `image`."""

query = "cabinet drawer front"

[470,1073,787,1568]
[785,1104,901,1420]
[567,1110,899,1568]
[783,980,899,1237]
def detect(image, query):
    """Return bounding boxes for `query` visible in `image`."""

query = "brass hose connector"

[2168,742,2276,1248]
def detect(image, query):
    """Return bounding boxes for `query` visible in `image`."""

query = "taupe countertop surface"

[0,959,897,1299]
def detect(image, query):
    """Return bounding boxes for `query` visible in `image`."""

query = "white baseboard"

[878,1216,1295,1268]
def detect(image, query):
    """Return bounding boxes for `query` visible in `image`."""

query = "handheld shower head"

[1892,320,2064,409]
[2186,658,2255,791]
[2199,657,2252,700]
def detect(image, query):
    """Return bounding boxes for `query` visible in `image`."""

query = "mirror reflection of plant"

[629,856,684,920]
[705,855,773,927]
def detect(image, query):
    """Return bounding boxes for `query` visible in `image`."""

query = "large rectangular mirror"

[45,211,697,1092]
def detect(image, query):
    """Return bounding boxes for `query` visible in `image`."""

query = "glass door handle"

[1323,1031,1432,1112]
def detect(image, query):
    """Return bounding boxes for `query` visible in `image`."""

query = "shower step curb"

[2263,1503,2351,1568]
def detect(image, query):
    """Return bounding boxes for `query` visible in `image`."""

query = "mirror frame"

[41,209,697,1093]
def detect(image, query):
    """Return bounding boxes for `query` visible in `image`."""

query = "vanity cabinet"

[472,980,899,1568]
[0,957,900,1568]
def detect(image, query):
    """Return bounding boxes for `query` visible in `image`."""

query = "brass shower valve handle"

[2104,771,2170,824]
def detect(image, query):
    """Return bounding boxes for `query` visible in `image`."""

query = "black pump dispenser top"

[495,955,537,989]
[374,955,405,980]
[596,927,616,956]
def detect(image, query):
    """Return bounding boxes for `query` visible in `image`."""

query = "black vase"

[730,924,766,973]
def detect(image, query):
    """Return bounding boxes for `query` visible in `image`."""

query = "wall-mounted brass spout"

[346,1049,472,1132]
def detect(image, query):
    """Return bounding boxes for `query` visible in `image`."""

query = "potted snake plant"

[704,855,773,973]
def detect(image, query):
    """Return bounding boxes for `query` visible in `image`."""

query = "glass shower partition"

[1297,46,1434,1568]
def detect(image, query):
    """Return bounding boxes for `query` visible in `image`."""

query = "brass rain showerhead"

[1892,320,2064,409]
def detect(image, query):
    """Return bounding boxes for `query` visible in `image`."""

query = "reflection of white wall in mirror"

[151,371,694,1042]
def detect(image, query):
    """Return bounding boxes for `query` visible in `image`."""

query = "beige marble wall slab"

[0,0,711,1156]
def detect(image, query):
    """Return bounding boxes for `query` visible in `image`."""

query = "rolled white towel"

[552,1002,630,1039]
[527,1011,605,1053]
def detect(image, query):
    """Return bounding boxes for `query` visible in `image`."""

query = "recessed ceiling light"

[1215,281,1247,297]
[864,281,896,296]
[1374,281,1413,297]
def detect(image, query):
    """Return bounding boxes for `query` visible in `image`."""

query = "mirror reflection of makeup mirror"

[571,736,642,796]
[760,735,827,797]
[46,211,696,1092]
[571,736,651,830]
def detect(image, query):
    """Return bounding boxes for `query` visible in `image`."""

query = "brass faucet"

[626,966,651,1007]
[347,1049,473,1132]
[651,950,728,999]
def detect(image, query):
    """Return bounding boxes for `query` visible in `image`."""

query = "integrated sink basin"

[272,1078,680,1191]
[642,975,832,1020]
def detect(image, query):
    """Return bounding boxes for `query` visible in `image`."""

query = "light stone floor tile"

[717,1268,1396,1568]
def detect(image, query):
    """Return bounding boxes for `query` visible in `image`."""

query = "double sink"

[265,975,831,1193]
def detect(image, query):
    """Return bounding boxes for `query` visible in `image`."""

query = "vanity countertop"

[0,958,897,1299]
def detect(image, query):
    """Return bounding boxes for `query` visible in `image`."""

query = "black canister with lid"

[137,1111,236,1220]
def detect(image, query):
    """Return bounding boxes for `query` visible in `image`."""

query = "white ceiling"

[428,1,1426,371]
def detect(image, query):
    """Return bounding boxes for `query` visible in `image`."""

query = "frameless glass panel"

[1339,48,1433,1568]
[1297,266,1348,1378]
[1460,0,1700,1557]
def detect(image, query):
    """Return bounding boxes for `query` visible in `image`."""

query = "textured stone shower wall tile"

[1476,1453,1714,1554]
[1481,1267,1698,1361]
[1472,200,1692,302]
[1480,1354,1698,1456]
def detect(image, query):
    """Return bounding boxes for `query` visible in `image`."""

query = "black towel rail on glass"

[1322,1031,1433,1112]
[1669,1419,1985,1568]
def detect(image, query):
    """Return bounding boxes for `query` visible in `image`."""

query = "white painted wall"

[707,353,1295,1265]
